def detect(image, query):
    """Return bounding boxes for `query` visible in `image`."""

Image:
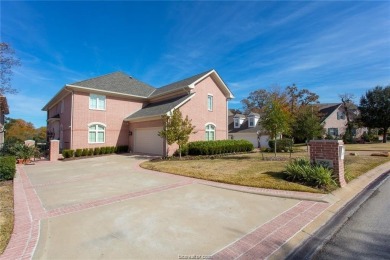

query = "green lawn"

[345,142,390,151]
[0,181,13,254]
[141,151,389,193]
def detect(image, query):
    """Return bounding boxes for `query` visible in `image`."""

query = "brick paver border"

[2,158,330,260]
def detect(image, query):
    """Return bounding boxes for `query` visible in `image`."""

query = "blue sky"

[2,1,390,127]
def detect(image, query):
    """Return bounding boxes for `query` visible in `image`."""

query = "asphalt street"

[315,174,390,260]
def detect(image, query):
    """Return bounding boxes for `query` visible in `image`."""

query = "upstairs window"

[248,117,255,127]
[89,124,105,143]
[337,112,345,120]
[234,118,240,128]
[89,94,106,110]
[205,124,215,141]
[207,95,213,111]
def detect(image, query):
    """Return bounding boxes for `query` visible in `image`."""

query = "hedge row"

[186,140,254,156]
[62,145,128,159]
[0,156,16,181]
[268,139,294,152]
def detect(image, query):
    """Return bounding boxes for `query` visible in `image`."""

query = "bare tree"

[0,42,21,95]
[339,93,356,139]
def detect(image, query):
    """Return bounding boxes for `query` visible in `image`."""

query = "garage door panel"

[134,128,164,155]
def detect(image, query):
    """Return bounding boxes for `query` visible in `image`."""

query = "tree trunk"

[383,128,388,143]
[179,144,182,159]
[274,136,277,157]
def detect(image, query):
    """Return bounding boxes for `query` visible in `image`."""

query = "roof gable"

[318,103,341,121]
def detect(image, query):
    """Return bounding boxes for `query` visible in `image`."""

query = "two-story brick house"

[42,69,234,156]
[0,96,9,147]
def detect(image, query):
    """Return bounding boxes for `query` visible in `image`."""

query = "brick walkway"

[1,161,330,260]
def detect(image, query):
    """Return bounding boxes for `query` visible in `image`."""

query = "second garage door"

[134,128,164,155]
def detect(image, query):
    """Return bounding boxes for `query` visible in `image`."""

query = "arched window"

[205,124,215,141]
[88,124,105,143]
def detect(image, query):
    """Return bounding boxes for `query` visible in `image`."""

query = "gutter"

[64,87,74,149]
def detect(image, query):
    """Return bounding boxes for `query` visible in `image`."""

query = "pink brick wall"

[179,76,228,142]
[71,91,144,150]
[309,140,346,187]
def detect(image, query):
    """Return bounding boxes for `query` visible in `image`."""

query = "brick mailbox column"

[49,140,59,162]
[309,140,346,187]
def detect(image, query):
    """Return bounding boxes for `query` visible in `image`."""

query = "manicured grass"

[344,156,390,182]
[345,142,390,151]
[0,180,14,254]
[141,151,390,193]
[142,151,322,193]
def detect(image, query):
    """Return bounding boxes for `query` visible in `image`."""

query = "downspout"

[64,87,74,149]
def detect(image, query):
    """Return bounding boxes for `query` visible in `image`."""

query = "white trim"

[124,115,162,123]
[189,70,234,99]
[204,122,216,127]
[88,122,107,127]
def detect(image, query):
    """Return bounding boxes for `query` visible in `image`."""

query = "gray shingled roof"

[317,103,341,122]
[71,72,156,97]
[228,115,266,134]
[150,69,213,97]
[125,94,194,121]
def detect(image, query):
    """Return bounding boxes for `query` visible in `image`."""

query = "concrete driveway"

[2,154,330,260]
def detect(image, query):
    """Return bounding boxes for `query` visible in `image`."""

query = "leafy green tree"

[292,105,324,147]
[158,109,195,158]
[359,86,390,143]
[0,42,20,95]
[262,98,292,156]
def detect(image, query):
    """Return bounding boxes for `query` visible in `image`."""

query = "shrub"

[110,146,115,153]
[100,147,107,154]
[174,145,189,157]
[94,147,101,155]
[62,149,74,158]
[285,158,335,188]
[82,148,89,156]
[75,149,83,157]
[362,132,370,142]
[0,156,16,181]
[187,140,253,156]
[268,139,294,152]
[116,145,128,153]
[88,148,94,156]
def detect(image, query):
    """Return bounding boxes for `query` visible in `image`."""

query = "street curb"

[268,160,390,260]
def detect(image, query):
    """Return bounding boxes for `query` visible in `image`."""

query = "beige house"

[42,69,234,156]
[319,103,365,138]
[0,96,9,147]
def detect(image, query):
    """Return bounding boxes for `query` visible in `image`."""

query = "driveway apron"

[1,154,330,260]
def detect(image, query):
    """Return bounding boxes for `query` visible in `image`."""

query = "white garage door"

[134,128,164,155]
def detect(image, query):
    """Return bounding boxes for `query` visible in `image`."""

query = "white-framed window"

[234,118,240,128]
[337,112,345,120]
[328,128,338,136]
[89,94,106,110]
[205,124,215,141]
[88,124,105,143]
[249,117,255,127]
[207,95,213,111]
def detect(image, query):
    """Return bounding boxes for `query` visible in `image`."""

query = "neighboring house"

[0,96,10,147]
[228,110,271,148]
[42,69,234,156]
[319,103,365,138]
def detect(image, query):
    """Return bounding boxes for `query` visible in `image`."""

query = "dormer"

[248,112,260,128]
[233,114,245,128]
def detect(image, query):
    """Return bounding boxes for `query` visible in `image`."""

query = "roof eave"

[66,84,150,100]
[189,69,234,99]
